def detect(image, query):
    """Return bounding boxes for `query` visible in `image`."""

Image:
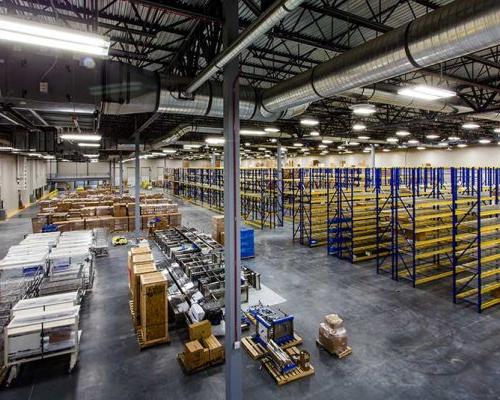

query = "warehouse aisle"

[2,200,500,400]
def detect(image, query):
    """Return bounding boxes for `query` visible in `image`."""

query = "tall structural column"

[222,1,242,399]
[276,142,284,226]
[119,153,124,195]
[134,130,141,242]
[370,145,376,184]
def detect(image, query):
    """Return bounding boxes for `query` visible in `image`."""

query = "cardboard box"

[202,334,224,362]
[184,340,209,369]
[96,206,112,216]
[169,213,182,227]
[114,216,128,232]
[188,320,212,341]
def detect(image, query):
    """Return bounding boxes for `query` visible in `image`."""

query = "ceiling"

[1,0,500,160]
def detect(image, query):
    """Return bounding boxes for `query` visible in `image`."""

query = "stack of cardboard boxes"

[181,320,224,371]
[211,216,225,244]
[127,246,169,347]
[33,192,182,233]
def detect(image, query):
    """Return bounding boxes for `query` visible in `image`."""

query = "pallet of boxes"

[177,320,224,374]
[316,313,352,358]
[127,245,170,349]
[211,215,225,244]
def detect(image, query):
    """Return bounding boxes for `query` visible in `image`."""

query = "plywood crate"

[202,334,224,362]
[114,216,129,232]
[132,263,157,323]
[140,272,168,343]
[127,247,152,290]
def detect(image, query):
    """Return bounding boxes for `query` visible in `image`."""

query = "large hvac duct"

[185,0,304,93]
[262,0,500,113]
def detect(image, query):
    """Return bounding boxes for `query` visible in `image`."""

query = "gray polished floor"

[1,197,499,400]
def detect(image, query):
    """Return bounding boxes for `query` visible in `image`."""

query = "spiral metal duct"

[262,0,500,113]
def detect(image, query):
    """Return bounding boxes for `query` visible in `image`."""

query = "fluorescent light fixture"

[0,146,14,151]
[386,137,399,143]
[322,139,333,144]
[60,133,102,141]
[357,135,370,140]
[462,122,480,130]
[382,148,390,152]
[348,142,360,146]
[363,149,370,153]
[205,137,225,145]
[407,139,419,144]
[293,143,303,147]
[270,138,277,143]
[351,104,376,115]
[83,154,99,158]
[494,128,500,133]
[258,147,266,151]
[352,123,366,131]
[337,145,345,150]
[264,127,280,133]
[300,148,308,152]
[162,149,176,153]
[183,144,201,149]
[438,142,448,147]
[426,134,440,139]
[310,131,320,136]
[151,152,166,157]
[43,155,55,159]
[78,142,100,147]
[417,146,426,150]
[318,144,327,149]
[457,143,468,148]
[300,118,319,126]
[396,130,410,137]
[241,129,266,136]
[479,138,491,144]
[448,136,460,141]
[0,15,110,56]
[398,85,456,101]
[245,142,251,146]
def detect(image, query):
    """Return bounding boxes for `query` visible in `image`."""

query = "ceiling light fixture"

[350,104,376,115]
[396,130,410,137]
[462,122,480,130]
[457,143,468,148]
[426,134,440,139]
[310,131,320,136]
[322,139,333,144]
[240,129,266,136]
[417,146,426,150]
[494,128,500,133]
[293,143,303,147]
[448,136,460,141]
[264,127,280,133]
[83,154,99,158]
[0,15,110,56]
[357,135,370,140]
[162,149,176,153]
[205,137,225,145]
[398,85,456,101]
[300,118,319,126]
[78,142,100,147]
[386,137,399,143]
[479,138,491,144]
[352,123,366,131]
[60,133,102,141]
[407,139,419,144]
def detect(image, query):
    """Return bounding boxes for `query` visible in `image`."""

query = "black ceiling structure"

[1,0,500,160]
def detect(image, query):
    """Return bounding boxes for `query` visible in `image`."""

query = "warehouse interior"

[0,0,500,399]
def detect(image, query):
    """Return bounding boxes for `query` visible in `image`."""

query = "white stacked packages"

[48,231,94,270]
[11,291,80,319]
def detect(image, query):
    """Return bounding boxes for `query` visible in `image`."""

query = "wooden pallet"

[261,347,315,386]
[135,328,170,350]
[242,333,303,360]
[316,340,352,359]
[177,353,225,375]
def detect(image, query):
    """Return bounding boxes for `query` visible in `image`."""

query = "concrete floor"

[1,198,500,400]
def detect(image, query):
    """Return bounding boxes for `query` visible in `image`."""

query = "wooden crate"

[127,248,152,290]
[140,272,169,344]
[131,263,157,324]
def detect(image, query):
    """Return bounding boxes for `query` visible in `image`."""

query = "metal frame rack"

[452,167,500,312]
[168,168,281,229]
[327,168,384,263]
[291,168,332,247]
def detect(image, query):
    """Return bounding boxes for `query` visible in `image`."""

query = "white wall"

[0,154,48,216]
[240,145,500,168]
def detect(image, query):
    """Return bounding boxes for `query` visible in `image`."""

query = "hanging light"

[322,139,333,144]
[300,118,319,126]
[61,133,102,141]
[395,130,411,137]
[240,129,266,136]
[78,142,100,147]
[426,134,440,139]
[350,103,376,115]
[0,15,110,56]
[457,143,468,148]
[310,131,320,136]
[398,85,456,101]
[162,149,176,153]
[264,127,280,133]
[352,123,366,131]
[462,122,480,130]
[448,136,460,141]
[407,139,419,144]
[205,137,225,145]
[479,138,492,144]
[357,135,370,140]
[386,137,399,143]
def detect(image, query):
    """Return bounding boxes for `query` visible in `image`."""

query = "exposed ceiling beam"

[269,29,349,53]
[131,0,221,23]
[301,4,392,33]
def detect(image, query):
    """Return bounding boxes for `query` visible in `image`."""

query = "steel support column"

[222,1,242,399]
[277,142,284,226]
[370,145,376,185]
[134,130,141,242]
[119,153,124,195]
